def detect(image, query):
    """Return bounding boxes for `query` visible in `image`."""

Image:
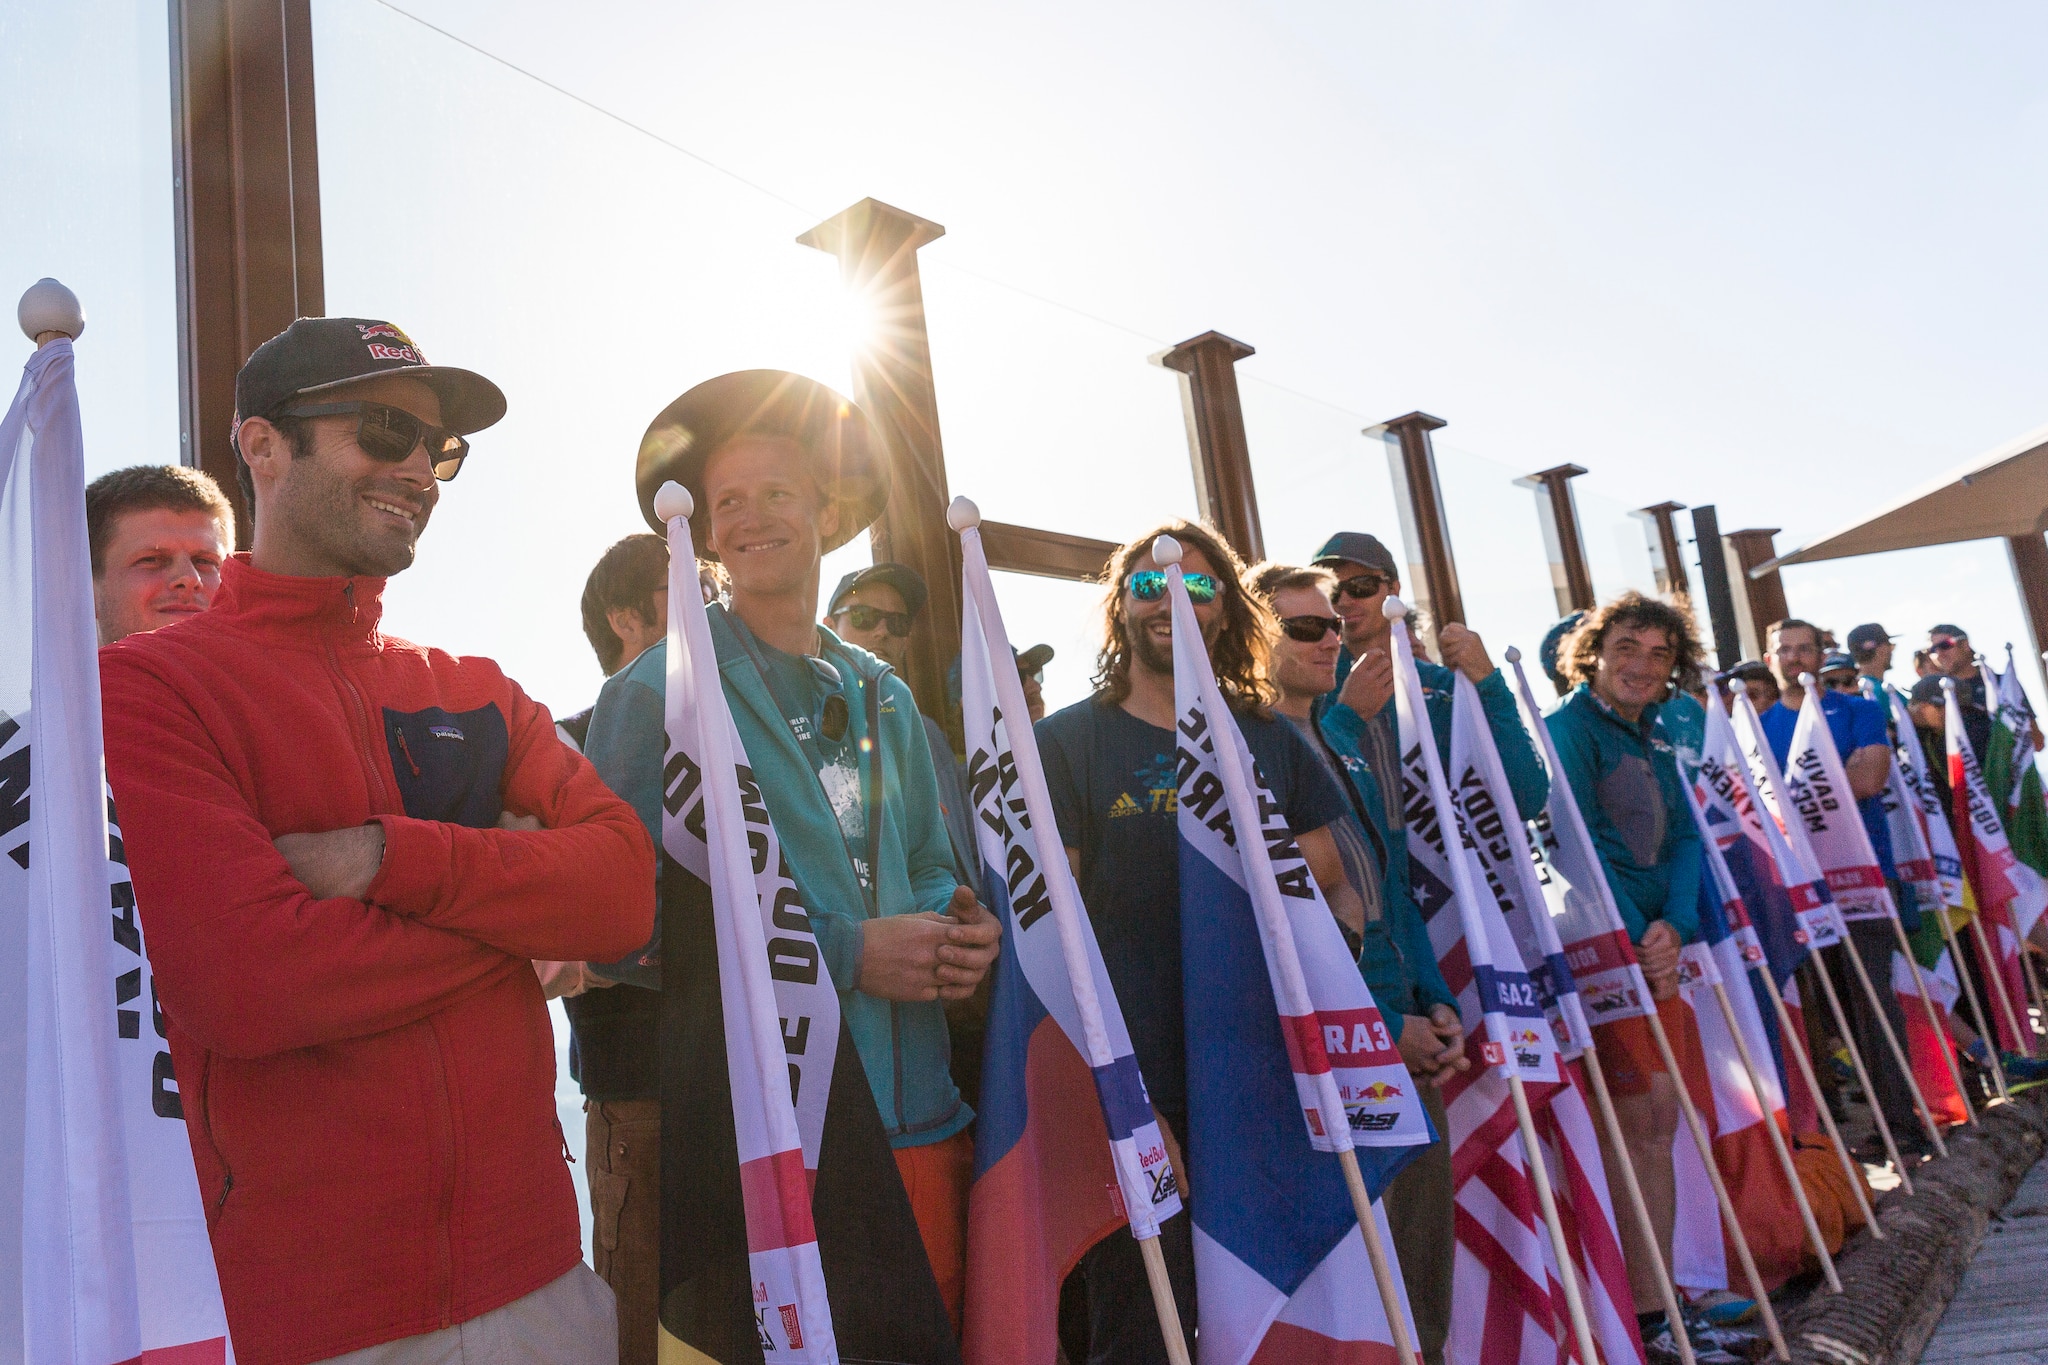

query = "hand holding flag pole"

[1384,602,1603,1365]
[1727,685,1916,1196]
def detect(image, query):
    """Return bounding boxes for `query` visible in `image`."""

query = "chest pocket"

[382,704,509,828]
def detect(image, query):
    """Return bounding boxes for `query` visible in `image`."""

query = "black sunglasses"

[1279,615,1341,643]
[838,603,914,638]
[283,401,470,481]
[1330,571,1391,602]
[1126,570,1219,604]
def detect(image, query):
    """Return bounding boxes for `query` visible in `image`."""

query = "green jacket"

[1313,700,1457,1018]
[584,609,970,1148]
[1543,684,1701,945]
[1328,649,1551,820]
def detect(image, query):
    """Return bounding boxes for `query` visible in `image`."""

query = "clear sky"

[9,0,2048,712]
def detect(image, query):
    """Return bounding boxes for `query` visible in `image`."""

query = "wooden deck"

[1920,1159,2048,1364]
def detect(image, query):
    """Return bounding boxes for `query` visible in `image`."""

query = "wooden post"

[1726,527,1790,638]
[170,0,325,545]
[798,198,959,725]
[1691,505,1744,668]
[1371,412,1461,654]
[1635,500,1692,601]
[2005,533,2048,680]
[1157,331,1264,564]
[1514,463,1595,614]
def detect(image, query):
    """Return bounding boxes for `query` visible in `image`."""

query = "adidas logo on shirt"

[1109,793,1144,818]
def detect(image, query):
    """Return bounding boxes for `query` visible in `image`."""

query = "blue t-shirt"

[1036,696,1349,1121]
[1760,691,1896,880]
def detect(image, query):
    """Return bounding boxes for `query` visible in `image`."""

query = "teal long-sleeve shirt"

[1542,684,1701,945]
[1329,649,1551,821]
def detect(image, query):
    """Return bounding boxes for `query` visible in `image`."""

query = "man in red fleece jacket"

[100,317,655,1365]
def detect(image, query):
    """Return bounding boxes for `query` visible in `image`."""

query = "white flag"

[0,340,232,1361]
[1885,688,1965,911]
[1782,686,1897,925]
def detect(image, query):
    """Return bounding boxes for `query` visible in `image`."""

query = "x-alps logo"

[356,322,426,366]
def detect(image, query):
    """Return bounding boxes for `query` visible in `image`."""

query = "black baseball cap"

[636,370,884,554]
[1929,623,1968,641]
[1819,650,1857,675]
[233,317,507,439]
[1017,643,1055,677]
[828,562,928,618]
[1846,623,1893,658]
[1723,659,1774,684]
[1311,531,1399,579]
[1910,676,1949,708]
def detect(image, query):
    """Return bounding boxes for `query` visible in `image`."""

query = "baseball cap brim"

[830,563,929,618]
[294,365,507,436]
[636,370,884,556]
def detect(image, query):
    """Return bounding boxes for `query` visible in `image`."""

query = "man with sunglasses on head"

[98,318,657,1364]
[605,370,1001,1332]
[1036,523,1361,1364]
[1251,561,1466,1365]
[1309,531,1548,820]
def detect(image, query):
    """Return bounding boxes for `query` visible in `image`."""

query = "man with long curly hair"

[1545,591,1707,1355]
[1036,520,1359,1365]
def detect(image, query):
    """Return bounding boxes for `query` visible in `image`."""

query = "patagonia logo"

[428,725,465,741]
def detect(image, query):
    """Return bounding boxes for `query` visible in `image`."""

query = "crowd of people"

[83,317,2048,1365]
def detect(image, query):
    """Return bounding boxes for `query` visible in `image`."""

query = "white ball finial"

[1383,595,1409,621]
[652,480,693,523]
[1504,646,1522,664]
[947,496,981,532]
[1799,671,1816,691]
[19,278,84,342]
[1151,534,1183,567]
[1941,677,1957,694]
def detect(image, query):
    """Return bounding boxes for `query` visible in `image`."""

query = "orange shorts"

[894,1128,974,1333]
[1590,993,1690,1097]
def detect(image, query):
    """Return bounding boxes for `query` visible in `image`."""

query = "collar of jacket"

[213,552,386,647]
[1572,680,1662,742]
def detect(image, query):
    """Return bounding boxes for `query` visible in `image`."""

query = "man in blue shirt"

[1759,618,1922,1156]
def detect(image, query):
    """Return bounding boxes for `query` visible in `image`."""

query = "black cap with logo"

[233,317,508,442]
[1845,623,1894,659]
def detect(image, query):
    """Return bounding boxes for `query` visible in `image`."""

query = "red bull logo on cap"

[357,322,425,365]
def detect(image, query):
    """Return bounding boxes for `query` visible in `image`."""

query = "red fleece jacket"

[100,557,654,1365]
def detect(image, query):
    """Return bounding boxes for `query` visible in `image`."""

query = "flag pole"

[1136,1237,1193,1365]
[951,503,1192,1363]
[1751,966,1880,1235]
[1577,1047,1698,1365]
[1501,651,1696,1365]
[1934,907,2009,1100]
[1337,1150,1425,1365]
[1705,978,1841,1291]
[1966,911,2032,1066]
[1639,1007,1791,1361]
[1726,689,1916,1195]
[1506,1073,1605,1365]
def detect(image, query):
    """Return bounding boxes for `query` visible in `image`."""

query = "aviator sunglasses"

[1126,570,1219,604]
[1329,571,1391,602]
[838,603,915,638]
[1279,615,1342,643]
[283,401,471,481]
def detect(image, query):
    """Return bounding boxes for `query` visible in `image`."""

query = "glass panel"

[986,569,1110,718]
[1431,439,1566,703]
[0,1,178,478]
[1239,377,1401,572]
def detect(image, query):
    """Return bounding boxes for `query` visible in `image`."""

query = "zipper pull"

[394,726,422,777]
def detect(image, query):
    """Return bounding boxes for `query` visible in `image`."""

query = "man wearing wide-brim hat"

[586,369,999,1341]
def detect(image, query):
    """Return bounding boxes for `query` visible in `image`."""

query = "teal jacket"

[1328,649,1551,821]
[1311,701,1457,1019]
[584,610,970,1149]
[1542,684,1701,945]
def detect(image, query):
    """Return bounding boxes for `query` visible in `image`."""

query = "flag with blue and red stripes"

[1165,548,1430,1365]
[956,515,1183,1365]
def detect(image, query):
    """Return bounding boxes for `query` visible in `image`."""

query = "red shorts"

[894,1129,973,1333]
[1590,993,1690,1097]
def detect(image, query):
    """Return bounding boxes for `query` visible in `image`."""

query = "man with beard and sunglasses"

[1309,531,1548,820]
[1035,522,1359,1364]
[98,318,657,1364]
[600,370,1001,1334]
[1250,561,1466,1365]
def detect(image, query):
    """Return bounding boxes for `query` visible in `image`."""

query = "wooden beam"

[1689,505,1744,668]
[1726,526,1790,645]
[1157,331,1264,563]
[170,0,324,545]
[1634,500,1691,602]
[1515,463,1595,614]
[980,521,1115,583]
[798,198,959,726]
[1371,412,1460,653]
[2006,533,2048,676]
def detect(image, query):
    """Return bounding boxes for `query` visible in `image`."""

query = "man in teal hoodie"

[587,370,999,1331]
[1543,591,1704,1352]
